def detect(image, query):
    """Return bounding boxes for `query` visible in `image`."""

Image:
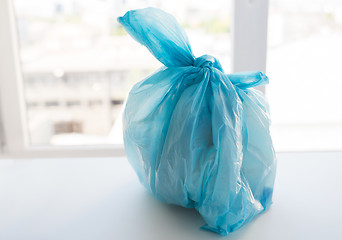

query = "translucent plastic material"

[118,8,276,236]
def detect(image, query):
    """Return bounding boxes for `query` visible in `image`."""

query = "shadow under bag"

[118,7,276,236]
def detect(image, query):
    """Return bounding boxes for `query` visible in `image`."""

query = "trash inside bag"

[118,7,276,236]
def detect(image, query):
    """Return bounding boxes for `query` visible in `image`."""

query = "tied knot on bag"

[194,54,223,72]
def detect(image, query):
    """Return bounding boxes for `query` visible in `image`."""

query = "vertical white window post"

[0,0,28,155]
[232,0,269,92]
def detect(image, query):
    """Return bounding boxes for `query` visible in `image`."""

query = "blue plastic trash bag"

[118,7,276,236]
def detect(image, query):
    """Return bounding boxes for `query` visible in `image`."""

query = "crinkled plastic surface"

[118,7,276,236]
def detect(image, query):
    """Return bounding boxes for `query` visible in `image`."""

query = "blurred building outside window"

[267,0,342,151]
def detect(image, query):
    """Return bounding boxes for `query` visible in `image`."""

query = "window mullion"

[0,0,29,153]
[231,0,269,92]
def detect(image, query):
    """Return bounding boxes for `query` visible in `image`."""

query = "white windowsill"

[0,152,341,240]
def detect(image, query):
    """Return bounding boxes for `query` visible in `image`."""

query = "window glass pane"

[13,0,231,146]
[267,0,342,151]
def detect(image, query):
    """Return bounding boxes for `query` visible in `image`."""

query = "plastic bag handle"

[118,7,195,67]
[227,71,269,89]
[119,8,269,89]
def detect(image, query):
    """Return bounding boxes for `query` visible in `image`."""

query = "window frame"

[0,0,269,158]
